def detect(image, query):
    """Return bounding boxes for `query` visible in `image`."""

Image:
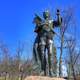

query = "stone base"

[24,76,65,80]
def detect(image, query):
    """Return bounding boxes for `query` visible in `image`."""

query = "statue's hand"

[57,9,60,15]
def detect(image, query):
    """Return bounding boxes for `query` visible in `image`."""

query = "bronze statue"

[33,9,62,76]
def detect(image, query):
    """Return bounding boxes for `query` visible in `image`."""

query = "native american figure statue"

[33,9,62,76]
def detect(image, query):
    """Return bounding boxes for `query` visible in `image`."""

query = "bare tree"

[15,41,25,80]
[64,38,80,80]
[59,7,75,77]
[0,42,10,80]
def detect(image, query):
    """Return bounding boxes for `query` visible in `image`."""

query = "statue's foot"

[49,72,53,77]
[49,69,54,77]
[40,71,44,76]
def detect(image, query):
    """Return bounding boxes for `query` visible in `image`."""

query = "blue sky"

[0,0,80,59]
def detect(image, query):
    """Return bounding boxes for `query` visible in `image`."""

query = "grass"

[0,77,19,80]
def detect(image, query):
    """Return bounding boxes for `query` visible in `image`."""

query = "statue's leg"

[39,37,46,75]
[47,39,53,76]
[43,49,47,76]
[33,38,39,63]
[52,45,57,77]
[37,45,42,64]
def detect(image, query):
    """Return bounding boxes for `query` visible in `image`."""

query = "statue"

[33,9,62,76]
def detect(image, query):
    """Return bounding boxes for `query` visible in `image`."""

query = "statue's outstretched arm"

[53,9,62,27]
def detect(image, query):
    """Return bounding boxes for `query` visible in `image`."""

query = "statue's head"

[43,10,50,19]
